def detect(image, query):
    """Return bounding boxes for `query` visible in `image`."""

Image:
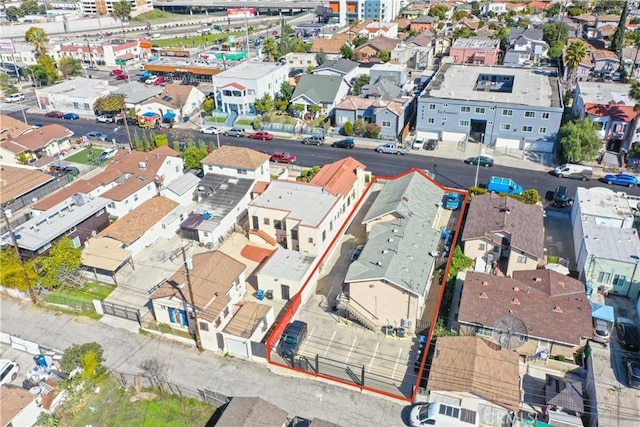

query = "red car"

[154,76,166,86]
[115,74,129,80]
[45,110,64,118]
[109,69,124,76]
[248,131,273,140]
[270,152,296,163]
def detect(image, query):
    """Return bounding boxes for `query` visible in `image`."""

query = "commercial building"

[449,37,501,66]
[79,0,153,17]
[326,0,404,25]
[35,78,116,116]
[417,64,563,153]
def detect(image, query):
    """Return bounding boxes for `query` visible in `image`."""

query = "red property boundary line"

[265,168,468,403]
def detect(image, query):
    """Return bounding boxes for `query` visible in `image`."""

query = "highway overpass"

[154,0,324,13]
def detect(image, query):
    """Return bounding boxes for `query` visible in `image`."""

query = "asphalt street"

[0,298,407,427]
[12,110,640,199]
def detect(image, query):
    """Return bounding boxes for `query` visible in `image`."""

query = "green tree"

[254,93,274,114]
[93,93,126,114]
[629,80,640,111]
[453,27,475,39]
[610,1,628,53]
[548,40,565,59]
[58,56,82,78]
[428,4,448,20]
[32,55,58,84]
[182,146,208,171]
[559,118,602,163]
[546,3,562,17]
[0,250,39,291]
[340,43,353,59]
[5,6,21,21]
[315,51,327,66]
[566,7,584,17]
[366,123,381,139]
[154,133,169,147]
[38,237,82,289]
[542,22,569,45]
[279,81,294,102]
[0,72,18,95]
[81,350,107,383]
[262,37,279,61]
[352,36,368,47]
[343,121,353,136]
[564,41,587,83]
[202,98,215,116]
[60,342,105,373]
[275,97,289,111]
[111,0,132,38]
[447,246,473,281]
[20,0,40,15]
[25,26,49,56]
[379,50,390,62]
[491,26,510,51]
[453,10,470,21]
[308,104,322,116]
[351,75,370,96]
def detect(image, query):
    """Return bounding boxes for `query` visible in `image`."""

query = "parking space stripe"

[367,342,380,372]
[324,331,336,357]
[299,327,314,355]
[391,348,403,380]
[345,337,358,363]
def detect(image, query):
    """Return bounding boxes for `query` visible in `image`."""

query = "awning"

[163,112,176,120]
[82,237,131,272]
[142,111,159,118]
[117,53,134,60]
[591,301,615,323]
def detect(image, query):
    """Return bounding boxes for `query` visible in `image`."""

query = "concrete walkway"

[1,297,407,426]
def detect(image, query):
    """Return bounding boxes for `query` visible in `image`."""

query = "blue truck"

[487,176,523,195]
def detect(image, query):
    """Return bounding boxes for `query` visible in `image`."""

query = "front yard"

[65,147,104,165]
[43,282,115,306]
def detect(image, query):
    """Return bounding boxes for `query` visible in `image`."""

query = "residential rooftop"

[258,248,316,282]
[250,180,340,228]
[202,145,270,171]
[113,81,164,105]
[575,81,634,106]
[575,187,634,223]
[214,61,285,81]
[223,301,272,339]
[423,63,563,108]
[582,223,640,264]
[36,77,114,98]
[0,165,54,205]
[163,172,200,197]
[1,193,110,251]
[452,37,500,49]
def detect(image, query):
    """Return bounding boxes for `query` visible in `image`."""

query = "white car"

[151,33,161,39]
[145,75,159,84]
[0,359,20,385]
[200,126,221,135]
[4,93,25,103]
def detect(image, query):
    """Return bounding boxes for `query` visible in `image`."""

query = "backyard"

[65,147,105,165]
[56,376,218,427]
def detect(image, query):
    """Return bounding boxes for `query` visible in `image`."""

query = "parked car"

[45,110,64,118]
[86,131,108,141]
[4,93,24,103]
[109,69,124,76]
[551,164,593,181]
[115,74,129,80]
[624,356,640,389]
[86,65,99,71]
[301,135,324,145]
[0,359,20,385]
[50,165,80,177]
[62,113,80,120]
[331,138,355,149]
[376,143,406,155]
[411,137,425,150]
[464,155,494,167]
[96,115,115,123]
[153,76,166,86]
[604,173,638,188]
[351,245,364,261]
[223,127,245,137]
[592,318,611,344]
[145,75,159,84]
[615,317,640,351]
[248,131,273,140]
[116,117,138,126]
[270,152,296,163]
[552,186,572,208]
[425,139,438,150]
[200,126,221,135]
[278,320,308,358]
[444,193,463,210]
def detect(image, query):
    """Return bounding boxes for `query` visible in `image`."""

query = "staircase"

[249,229,277,247]
[336,294,378,331]
[225,111,238,127]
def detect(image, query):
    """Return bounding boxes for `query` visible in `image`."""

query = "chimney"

[511,298,520,305]
[553,305,563,313]
[481,281,489,286]
[479,292,488,299]
[533,277,542,282]
[513,286,520,292]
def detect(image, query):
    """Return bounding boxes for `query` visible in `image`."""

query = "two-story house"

[138,84,205,123]
[461,193,545,276]
[201,146,271,181]
[392,33,434,70]
[369,63,408,87]
[248,157,366,256]
[571,81,640,153]
[409,15,438,32]
[312,58,360,84]
[289,74,351,115]
[503,28,549,67]
[0,124,73,164]
[150,250,247,351]
[334,96,412,140]
[212,61,289,115]
[1,193,110,259]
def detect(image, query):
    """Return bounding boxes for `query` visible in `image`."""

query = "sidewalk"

[0,297,406,426]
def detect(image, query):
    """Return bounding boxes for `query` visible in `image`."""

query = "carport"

[81,237,133,285]
[590,301,615,323]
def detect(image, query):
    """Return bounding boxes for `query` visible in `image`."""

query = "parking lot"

[271,184,458,399]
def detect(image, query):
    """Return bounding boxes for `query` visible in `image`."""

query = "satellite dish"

[492,315,528,349]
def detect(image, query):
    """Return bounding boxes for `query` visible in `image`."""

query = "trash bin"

[256,290,265,300]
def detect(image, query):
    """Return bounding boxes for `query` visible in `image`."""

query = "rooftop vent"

[511,298,520,305]
[553,306,563,313]
[481,281,489,286]
[513,286,520,292]
[479,292,488,299]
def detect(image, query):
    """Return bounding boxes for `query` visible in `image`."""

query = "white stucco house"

[35,78,116,115]
[200,146,271,181]
[138,84,205,122]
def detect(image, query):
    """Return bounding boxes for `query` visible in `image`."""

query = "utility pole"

[3,208,37,304]
[181,247,204,352]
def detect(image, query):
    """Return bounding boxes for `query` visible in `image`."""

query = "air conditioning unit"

[401,318,413,328]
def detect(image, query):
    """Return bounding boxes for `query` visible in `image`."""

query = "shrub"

[61,342,104,373]
[467,186,488,196]
[153,133,169,147]
[252,118,261,130]
[519,189,540,205]
[343,121,353,136]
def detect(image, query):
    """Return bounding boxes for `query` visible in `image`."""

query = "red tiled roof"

[222,82,246,90]
[310,157,365,197]
[584,103,638,122]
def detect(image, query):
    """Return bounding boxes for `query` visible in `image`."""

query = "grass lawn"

[151,32,244,49]
[205,116,226,124]
[44,282,115,306]
[65,147,104,165]
[234,119,254,126]
[265,114,297,126]
[59,376,217,427]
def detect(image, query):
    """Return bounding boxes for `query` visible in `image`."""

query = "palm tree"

[629,80,640,112]
[25,27,48,57]
[111,1,132,38]
[564,41,587,83]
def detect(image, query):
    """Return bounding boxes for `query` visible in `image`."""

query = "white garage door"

[495,137,521,149]
[441,131,467,142]
[226,337,249,358]
[416,130,439,140]
[524,141,554,153]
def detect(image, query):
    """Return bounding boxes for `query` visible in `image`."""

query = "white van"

[552,164,593,181]
[410,402,478,426]
[99,147,118,161]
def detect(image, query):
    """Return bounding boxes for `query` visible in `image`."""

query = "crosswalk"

[0,101,30,113]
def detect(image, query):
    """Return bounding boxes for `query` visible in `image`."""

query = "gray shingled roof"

[362,76,402,100]
[346,171,445,297]
[291,74,345,104]
[313,58,359,75]
[114,81,164,105]
[545,375,584,413]
[215,397,288,427]
[164,173,200,196]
